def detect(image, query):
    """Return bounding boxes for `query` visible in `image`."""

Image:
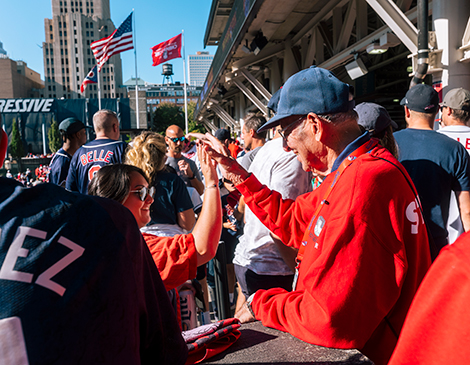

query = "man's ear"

[307,113,324,142]
[404,106,411,119]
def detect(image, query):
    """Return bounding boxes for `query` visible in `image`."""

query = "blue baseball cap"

[258,66,354,132]
[355,102,397,134]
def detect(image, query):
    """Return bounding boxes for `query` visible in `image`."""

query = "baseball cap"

[267,87,282,114]
[400,84,439,113]
[440,88,470,112]
[59,117,90,134]
[215,128,231,141]
[355,102,397,134]
[258,66,354,132]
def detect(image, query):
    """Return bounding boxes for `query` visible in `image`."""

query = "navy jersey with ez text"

[0,178,187,364]
[48,147,72,187]
[65,138,126,194]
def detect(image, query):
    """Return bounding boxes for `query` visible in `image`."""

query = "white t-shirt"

[233,138,312,275]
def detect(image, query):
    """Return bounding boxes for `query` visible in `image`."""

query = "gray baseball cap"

[440,88,470,112]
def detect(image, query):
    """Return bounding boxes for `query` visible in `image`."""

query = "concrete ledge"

[205,321,374,364]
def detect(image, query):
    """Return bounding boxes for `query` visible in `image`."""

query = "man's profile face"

[280,116,318,173]
[76,128,87,145]
[166,128,184,154]
[241,126,252,150]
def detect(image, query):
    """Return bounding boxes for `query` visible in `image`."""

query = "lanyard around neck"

[296,138,379,265]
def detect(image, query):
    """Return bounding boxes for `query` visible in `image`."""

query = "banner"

[151,34,182,67]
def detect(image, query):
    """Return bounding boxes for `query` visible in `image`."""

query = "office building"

[42,0,125,99]
[188,51,213,87]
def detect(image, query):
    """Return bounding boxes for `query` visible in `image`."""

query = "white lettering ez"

[0,227,85,296]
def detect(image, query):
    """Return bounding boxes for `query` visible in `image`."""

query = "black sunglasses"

[166,136,186,143]
[129,186,155,201]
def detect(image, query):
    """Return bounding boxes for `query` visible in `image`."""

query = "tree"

[48,119,62,153]
[187,101,207,134]
[9,119,24,159]
[152,102,184,134]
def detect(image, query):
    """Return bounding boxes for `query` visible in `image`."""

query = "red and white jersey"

[438,125,470,243]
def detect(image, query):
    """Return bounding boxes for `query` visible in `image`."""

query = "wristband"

[204,184,218,192]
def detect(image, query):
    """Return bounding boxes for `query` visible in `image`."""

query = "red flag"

[151,34,182,67]
[91,13,133,71]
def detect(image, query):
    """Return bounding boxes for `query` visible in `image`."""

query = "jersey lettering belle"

[66,138,126,194]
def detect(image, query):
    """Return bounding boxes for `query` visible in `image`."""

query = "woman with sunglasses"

[126,131,196,235]
[88,143,222,290]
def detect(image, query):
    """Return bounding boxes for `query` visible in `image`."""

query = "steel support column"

[209,104,238,130]
[239,69,272,101]
[232,78,268,116]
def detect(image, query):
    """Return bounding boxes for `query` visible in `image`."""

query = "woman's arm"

[191,144,223,265]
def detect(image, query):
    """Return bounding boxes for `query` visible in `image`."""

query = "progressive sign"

[0,99,55,113]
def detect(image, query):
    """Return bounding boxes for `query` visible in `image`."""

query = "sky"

[0,0,216,84]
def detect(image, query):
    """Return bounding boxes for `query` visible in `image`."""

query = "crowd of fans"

[1,67,470,364]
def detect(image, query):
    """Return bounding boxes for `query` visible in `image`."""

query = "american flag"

[91,13,133,71]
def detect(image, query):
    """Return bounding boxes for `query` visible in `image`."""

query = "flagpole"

[133,10,140,130]
[182,29,188,135]
[98,66,101,110]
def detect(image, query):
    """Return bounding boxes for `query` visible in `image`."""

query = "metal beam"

[209,104,238,129]
[335,0,357,53]
[232,43,285,72]
[303,30,318,69]
[232,78,269,115]
[239,69,272,101]
[291,0,350,45]
[319,5,423,70]
[201,118,217,133]
[365,0,418,54]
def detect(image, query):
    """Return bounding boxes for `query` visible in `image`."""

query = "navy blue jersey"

[48,147,72,187]
[395,129,470,250]
[0,178,187,364]
[66,138,127,194]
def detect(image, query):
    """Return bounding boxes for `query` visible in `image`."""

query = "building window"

[51,58,54,65]
[63,22,66,29]
[65,49,68,55]
[91,8,93,13]
[59,22,62,29]
[64,31,67,36]
[74,30,77,35]
[75,48,78,53]
[76,58,78,63]
[65,8,67,12]
[88,58,91,64]
[63,86,66,91]
[50,34,53,40]
[75,39,77,44]
[46,48,49,55]
[61,49,63,55]
[90,31,94,37]
[77,76,80,81]
[67,76,70,82]
[50,25,53,31]
[65,40,67,45]
[67,68,69,73]
[90,23,93,28]
[87,49,90,55]
[62,68,65,73]
[76,67,79,72]
[59,31,62,37]
[86,31,89,37]
[61,59,64,65]
[86,22,89,29]
[86,40,90,45]
[66,59,68,64]
[60,40,63,45]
